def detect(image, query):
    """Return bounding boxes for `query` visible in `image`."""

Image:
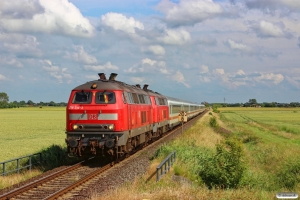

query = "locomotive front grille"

[73,124,114,131]
[84,125,104,129]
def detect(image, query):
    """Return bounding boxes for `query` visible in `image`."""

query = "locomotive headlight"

[73,124,78,130]
[91,83,97,89]
[108,124,114,130]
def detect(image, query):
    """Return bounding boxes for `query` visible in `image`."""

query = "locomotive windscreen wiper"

[98,90,106,98]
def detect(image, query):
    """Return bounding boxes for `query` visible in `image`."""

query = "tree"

[0,92,9,102]
[27,100,34,105]
[0,92,9,108]
[202,101,210,108]
[248,99,257,104]
[48,101,56,106]
[20,100,26,105]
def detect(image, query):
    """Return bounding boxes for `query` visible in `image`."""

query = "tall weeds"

[199,137,245,189]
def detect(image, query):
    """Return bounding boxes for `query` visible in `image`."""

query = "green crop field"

[217,107,300,193]
[0,107,66,162]
[219,107,300,144]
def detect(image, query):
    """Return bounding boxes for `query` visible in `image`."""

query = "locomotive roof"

[73,79,166,98]
[165,96,202,106]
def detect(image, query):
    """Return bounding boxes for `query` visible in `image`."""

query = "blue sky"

[0,0,299,103]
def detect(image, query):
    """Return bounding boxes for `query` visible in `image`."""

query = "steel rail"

[44,163,112,200]
[0,160,88,200]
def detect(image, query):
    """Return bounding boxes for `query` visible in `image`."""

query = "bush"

[32,145,81,171]
[174,165,185,176]
[199,137,245,189]
[212,104,221,113]
[209,116,218,128]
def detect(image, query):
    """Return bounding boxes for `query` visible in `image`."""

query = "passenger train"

[65,73,205,159]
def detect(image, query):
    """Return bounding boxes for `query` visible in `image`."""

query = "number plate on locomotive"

[88,114,97,120]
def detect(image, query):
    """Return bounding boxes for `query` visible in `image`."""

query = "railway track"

[0,110,207,200]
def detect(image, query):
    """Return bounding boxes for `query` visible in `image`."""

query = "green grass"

[0,107,66,162]
[148,108,300,198]
[219,107,300,192]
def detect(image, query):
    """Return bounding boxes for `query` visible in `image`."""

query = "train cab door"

[128,105,132,130]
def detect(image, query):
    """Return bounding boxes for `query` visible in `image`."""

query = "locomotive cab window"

[96,92,116,104]
[73,91,92,104]
[138,94,145,104]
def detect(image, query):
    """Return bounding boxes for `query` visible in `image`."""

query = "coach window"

[73,91,92,104]
[96,92,116,104]
[172,105,181,114]
[184,105,189,112]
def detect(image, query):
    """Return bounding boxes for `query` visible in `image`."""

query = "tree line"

[0,92,67,108]
[1,92,299,109]
[213,99,300,108]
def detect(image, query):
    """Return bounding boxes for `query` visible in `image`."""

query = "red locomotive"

[65,73,205,159]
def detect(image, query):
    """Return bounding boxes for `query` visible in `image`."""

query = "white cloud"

[126,58,171,75]
[0,56,24,68]
[6,58,24,68]
[0,74,8,81]
[204,68,285,88]
[199,76,211,82]
[200,65,209,74]
[85,75,98,80]
[234,70,246,78]
[255,73,284,84]
[130,77,145,84]
[250,20,292,38]
[0,0,44,19]
[286,76,300,89]
[171,70,190,88]
[65,46,97,65]
[148,45,165,56]
[0,34,41,56]
[142,58,157,66]
[0,0,94,37]
[158,29,191,45]
[157,0,223,27]
[40,59,72,83]
[258,20,284,37]
[213,68,225,75]
[101,12,144,34]
[83,62,119,71]
[227,40,249,51]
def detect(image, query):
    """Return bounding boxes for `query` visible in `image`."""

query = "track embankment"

[0,110,207,200]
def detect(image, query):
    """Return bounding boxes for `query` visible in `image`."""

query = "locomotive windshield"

[73,91,92,104]
[96,92,116,104]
